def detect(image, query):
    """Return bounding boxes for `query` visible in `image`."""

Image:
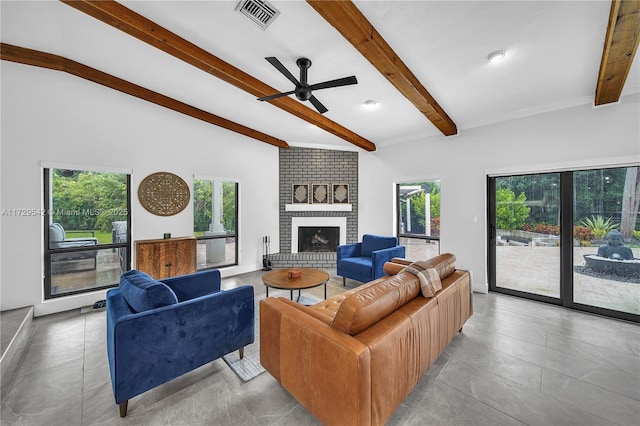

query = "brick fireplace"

[269,147,357,268]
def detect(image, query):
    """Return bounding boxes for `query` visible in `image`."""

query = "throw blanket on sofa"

[402,261,442,297]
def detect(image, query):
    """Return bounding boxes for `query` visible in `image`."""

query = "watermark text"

[2,208,128,217]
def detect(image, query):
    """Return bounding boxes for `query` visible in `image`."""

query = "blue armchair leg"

[239,347,244,359]
[119,401,128,417]
[343,276,346,286]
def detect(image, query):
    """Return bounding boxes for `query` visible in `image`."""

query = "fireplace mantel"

[285,204,352,212]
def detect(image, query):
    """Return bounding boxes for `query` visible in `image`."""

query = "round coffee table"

[262,268,330,301]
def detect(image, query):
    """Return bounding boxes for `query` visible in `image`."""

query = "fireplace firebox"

[298,227,339,253]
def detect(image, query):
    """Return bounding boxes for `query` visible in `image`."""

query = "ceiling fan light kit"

[257,56,358,114]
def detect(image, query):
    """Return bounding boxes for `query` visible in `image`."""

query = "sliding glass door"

[572,168,640,316]
[488,166,639,322]
[489,173,561,300]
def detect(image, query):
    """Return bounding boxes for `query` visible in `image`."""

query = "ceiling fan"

[257,57,357,114]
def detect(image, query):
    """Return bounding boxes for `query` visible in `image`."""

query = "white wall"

[359,94,640,293]
[1,62,279,315]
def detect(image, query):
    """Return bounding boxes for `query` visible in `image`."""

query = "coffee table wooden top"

[262,268,330,291]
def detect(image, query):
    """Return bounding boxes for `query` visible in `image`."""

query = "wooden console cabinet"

[135,237,197,279]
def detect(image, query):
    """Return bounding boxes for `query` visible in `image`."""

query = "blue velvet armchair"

[336,234,406,285]
[106,269,254,417]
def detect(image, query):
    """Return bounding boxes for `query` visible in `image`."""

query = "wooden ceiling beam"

[60,0,376,151]
[307,0,457,136]
[0,43,289,148]
[595,0,640,106]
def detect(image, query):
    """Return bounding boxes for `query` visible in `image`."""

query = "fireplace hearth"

[298,227,339,253]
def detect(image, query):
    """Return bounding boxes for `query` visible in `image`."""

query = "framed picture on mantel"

[332,183,349,204]
[292,184,309,204]
[312,183,330,204]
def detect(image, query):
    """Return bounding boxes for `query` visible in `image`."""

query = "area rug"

[222,291,322,382]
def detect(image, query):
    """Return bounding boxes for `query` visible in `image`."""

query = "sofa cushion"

[360,235,398,257]
[119,270,178,313]
[330,272,420,335]
[339,256,373,276]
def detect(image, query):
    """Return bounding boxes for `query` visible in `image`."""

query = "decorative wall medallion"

[292,184,309,204]
[138,172,190,216]
[312,183,329,204]
[332,183,349,204]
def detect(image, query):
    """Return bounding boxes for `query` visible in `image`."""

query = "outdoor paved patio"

[403,238,639,316]
[498,246,639,315]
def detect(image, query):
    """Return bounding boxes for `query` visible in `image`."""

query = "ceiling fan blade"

[309,95,328,114]
[265,57,300,86]
[310,76,358,91]
[257,90,295,102]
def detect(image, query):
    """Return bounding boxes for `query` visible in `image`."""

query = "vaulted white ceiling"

[2,1,638,150]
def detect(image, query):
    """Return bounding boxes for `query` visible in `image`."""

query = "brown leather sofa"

[260,253,473,426]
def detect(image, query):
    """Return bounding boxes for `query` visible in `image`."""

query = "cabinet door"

[136,238,196,279]
[136,241,164,279]
[170,238,197,277]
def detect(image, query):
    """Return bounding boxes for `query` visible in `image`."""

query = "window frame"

[43,166,131,300]
[193,175,239,270]
[395,180,441,260]
[396,180,441,243]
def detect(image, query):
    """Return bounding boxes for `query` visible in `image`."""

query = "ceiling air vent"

[235,0,280,30]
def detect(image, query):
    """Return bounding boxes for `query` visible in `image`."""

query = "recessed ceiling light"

[487,50,506,63]
[363,99,379,109]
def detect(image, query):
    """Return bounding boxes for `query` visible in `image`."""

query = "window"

[193,177,238,269]
[396,180,440,259]
[44,168,131,299]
